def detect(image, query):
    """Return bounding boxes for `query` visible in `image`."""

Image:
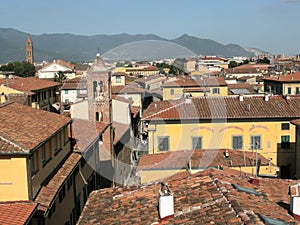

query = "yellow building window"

[158,136,169,151]
[250,135,261,150]
[281,135,290,149]
[192,137,202,149]
[232,136,243,150]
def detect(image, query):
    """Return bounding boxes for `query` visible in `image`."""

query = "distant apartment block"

[0,75,60,112]
[264,72,300,95]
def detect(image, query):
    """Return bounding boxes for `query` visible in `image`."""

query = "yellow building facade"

[162,76,228,100]
[142,95,300,178]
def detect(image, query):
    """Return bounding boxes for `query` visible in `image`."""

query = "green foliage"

[257,57,270,64]
[54,71,66,83]
[228,61,239,68]
[0,61,35,77]
[116,61,125,67]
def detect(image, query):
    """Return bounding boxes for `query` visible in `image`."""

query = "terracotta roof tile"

[0,201,38,225]
[77,173,242,225]
[263,72,300,82]
[162,76,227,88]
[60,76,87,90]
[136,149,273,173]
[72,119,109,152]
[0,76,60,94]
[111,84,145,94]
[34,153,81,212]
[0,102,71,152]
[142,95,300,121]
[78,168,300,224]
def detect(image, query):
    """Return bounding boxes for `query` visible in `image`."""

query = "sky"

[0,0,299,55]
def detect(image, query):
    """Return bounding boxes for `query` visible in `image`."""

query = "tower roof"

[89,53,109,72]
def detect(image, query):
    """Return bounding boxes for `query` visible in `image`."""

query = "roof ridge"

[0,135,28,153]
[143,100,185,120]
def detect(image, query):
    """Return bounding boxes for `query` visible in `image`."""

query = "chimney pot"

[239,94,244,101]
[264,93,269,101]
[290,183,300,220]
[158,183,174,220]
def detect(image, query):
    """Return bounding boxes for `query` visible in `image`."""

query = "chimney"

[264,93,269,101]
[239,94,244,101]
[185,98,192,104]
[158,183,174,220]
[289,183,300,220]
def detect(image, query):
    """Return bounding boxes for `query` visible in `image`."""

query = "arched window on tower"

[95,112,103,122]
[93,81,97,99]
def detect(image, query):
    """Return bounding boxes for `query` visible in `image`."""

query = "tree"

[0,61,35,77]
[228,61,239,68]
[257,57,270,64]
[54,71,66,83]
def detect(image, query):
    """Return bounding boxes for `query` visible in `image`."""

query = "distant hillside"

[0,28,266,63]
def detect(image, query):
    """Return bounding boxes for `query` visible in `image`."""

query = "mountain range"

[0,28,269,63]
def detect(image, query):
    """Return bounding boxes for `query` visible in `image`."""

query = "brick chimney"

[158,183,174,220]
[289,183,300,220]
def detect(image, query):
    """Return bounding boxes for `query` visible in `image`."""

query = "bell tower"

[25,34,33,64]
[87,53,113,163]
[87,53,112,123]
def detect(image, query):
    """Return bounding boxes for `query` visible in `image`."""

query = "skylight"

[232,184,263,196]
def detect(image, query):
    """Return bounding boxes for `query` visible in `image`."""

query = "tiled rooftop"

[34,153,81,212]
[263,72,300,82]
[136,149,273,173]
[0,76,60,94]
[77,168,300,224]
[162,76,227,88]
[0,102,71,152]
[0,201,38,225]
[111,84,145,94]
[60,76,87,90]
[72,119,109,152]
[142,95,300,121]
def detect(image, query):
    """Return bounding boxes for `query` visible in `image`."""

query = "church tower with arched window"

[87,53,112,123]
[25,34,33,64]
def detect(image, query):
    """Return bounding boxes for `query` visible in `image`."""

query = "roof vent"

[185,98,192,104]
[289,183,300,220]
[158,183,174,220]
[285,94,290,100]
[239,94,244,101]
[246,104,251,111]
[264,93,269,102]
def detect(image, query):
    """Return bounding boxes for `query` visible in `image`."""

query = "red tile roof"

[142,95,300,121]
[0,76,60,95]
[77,174,242,225]
[0,102,71,152]
[34,153,81,213]
[131,106,140,118]
[162,76,227,88]
[0,201,38,225]
[40,59,75,70]
[113,121,130,145]
[72,119,109,152]
[136,149,273,173]
[111,84,145,94]
[60,76,87,90]
[77,168,300,224]
[112,94,134,104]
[263,72,300,82]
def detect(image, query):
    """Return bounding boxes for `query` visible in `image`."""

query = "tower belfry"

[25,34,33,64]
[87,53,113,163]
